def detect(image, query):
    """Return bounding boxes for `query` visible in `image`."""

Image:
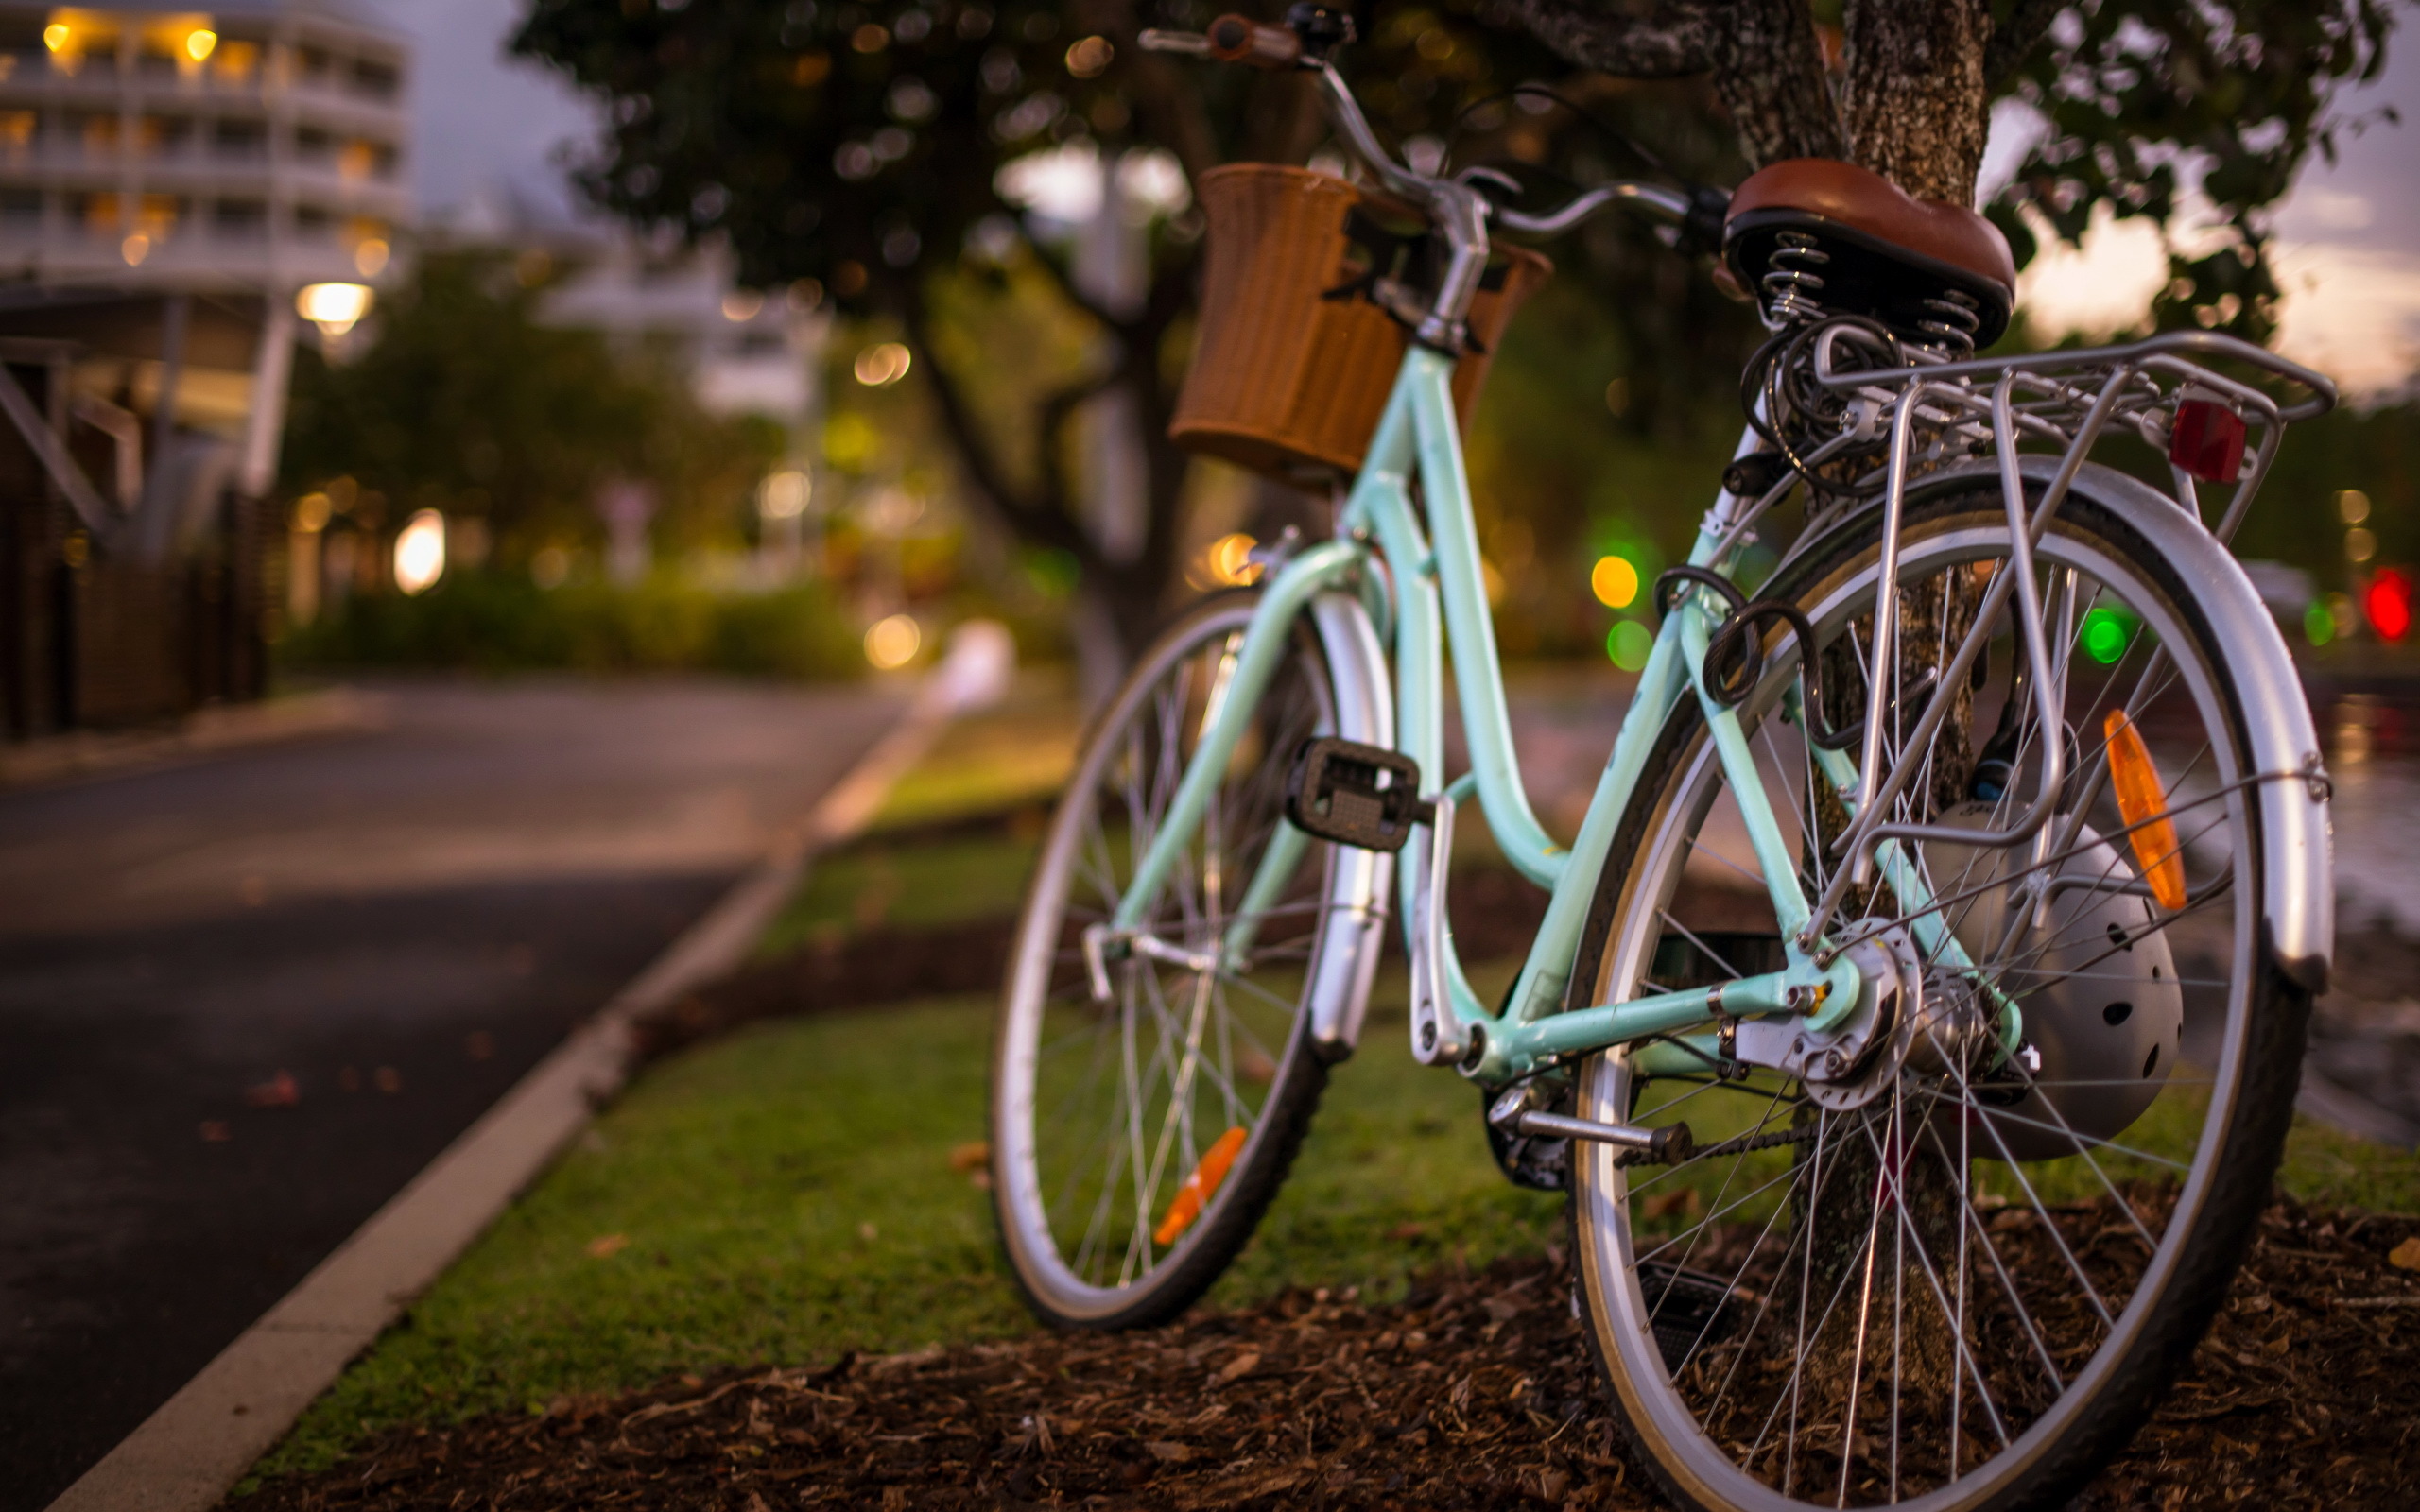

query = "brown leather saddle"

[1722,158,2017,351]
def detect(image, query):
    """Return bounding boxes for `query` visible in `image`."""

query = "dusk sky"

[366,0,2420,394]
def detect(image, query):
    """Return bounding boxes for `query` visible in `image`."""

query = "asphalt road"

[0,677,903,1510]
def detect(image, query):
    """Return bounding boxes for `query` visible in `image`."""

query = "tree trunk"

[1840,0,1994,204]
[1515,0,2004,205]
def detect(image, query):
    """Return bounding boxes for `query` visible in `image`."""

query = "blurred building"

[441,183,830,583]
[0,0,406,736]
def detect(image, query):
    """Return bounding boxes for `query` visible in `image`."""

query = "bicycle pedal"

[1284,737,1431,850]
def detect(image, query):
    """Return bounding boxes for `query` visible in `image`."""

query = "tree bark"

[1702,0,1847,169]
[1513,0,2016,203]
[1839,0,1993,204]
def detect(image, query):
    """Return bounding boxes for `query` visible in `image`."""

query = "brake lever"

[1455,166,1524,208]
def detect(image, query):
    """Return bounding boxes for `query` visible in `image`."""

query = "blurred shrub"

[284,573,864,681]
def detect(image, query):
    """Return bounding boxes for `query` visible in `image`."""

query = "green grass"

[867,678,1080,833]
[248,962,1560,1486]
[753,831,1040,957]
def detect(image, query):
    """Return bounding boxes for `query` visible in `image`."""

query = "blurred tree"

[282,250,783,571]
[514,0,2394,655]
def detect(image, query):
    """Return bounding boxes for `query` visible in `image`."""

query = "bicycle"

[988,9,2340,1508]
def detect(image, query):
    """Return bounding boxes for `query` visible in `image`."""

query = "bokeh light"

[854,343,912,386]
[1606,620,1652,671]
[1201,532,1260,587]
[2305,600,2336,646]
[1590,554,1640,610]
[298,282,374,335]
[865,613,923,669]
[393,509,446,595]
[2081,606,2133,664]
[2365,569,2411,642]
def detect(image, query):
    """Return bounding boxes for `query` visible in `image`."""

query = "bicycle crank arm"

[1407,792,1467,1066]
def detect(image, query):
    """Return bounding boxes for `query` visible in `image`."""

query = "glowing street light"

[297,282,374,338]
[393,509,446,595]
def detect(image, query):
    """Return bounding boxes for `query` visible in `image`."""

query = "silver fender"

[1920,455,2332,991]
[1305,591,1394,1057]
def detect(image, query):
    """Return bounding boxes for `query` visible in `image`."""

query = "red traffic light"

[2169,397,2246,484]
[2365,568,2412,643]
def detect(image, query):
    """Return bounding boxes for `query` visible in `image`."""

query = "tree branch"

[1983,0,2064,91]
[1510,0,1713,78]
[1032,367,1126,523]
[1020,241,1126,332]
[1518,0,1845,166]
[895,284,1096,564]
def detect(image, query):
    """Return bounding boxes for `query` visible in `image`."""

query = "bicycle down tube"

[1107,341,1840,1086]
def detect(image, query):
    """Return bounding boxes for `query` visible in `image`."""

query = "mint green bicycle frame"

[1106,341,1966,1087]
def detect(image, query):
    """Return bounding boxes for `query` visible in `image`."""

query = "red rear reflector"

[2169,398,2246,484]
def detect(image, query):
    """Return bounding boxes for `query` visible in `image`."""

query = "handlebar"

[1138,14,1698,348]
[1140,20,1691,240]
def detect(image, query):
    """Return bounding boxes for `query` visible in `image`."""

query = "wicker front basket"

[1171,163,1552,482]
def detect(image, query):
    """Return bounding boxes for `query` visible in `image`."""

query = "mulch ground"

[232,1199,2419,1511]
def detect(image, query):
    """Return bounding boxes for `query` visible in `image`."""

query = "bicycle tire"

[991,591,1374,1329]
[1564,477,2311,1510]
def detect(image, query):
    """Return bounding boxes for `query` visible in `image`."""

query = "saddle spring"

[1914,289,1983,361]
[1759,231,1829,327]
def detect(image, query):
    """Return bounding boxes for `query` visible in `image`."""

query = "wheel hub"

[1733,924,1927,1109]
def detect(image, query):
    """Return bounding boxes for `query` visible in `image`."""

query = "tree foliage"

[1514,0,2396,342]
[282,250,782,567]
[512,0,2395,642]
[1992,0,2396,342]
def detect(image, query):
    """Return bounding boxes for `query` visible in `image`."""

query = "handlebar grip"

[1136,28,1212,54]
[1205,14,1303,68]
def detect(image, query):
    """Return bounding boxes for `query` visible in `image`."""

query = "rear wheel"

[1567,483,2310,1509]
[992,593,1372,1328]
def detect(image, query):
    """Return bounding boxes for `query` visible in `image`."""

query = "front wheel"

[1567,482,2311,1509]
[991,591,1382,1329]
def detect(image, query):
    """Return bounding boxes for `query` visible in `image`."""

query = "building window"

[295,125,332,163]
[135,33,182,77]
[0,189,43,228]
[72,112,119,158]
[136,115,195,157]
[73,191,121,237]
[293,203,333,239]
[211,36,262,86]
[0,110,32,165]
[337,139,400,181]
[212,117,267,159]
[213,198,267,239]
[351,58,400,100]
[135,194,181,239]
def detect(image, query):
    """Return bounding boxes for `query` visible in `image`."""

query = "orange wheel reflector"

[2103,710,2187,910]
[1152,1125,1249,1247]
